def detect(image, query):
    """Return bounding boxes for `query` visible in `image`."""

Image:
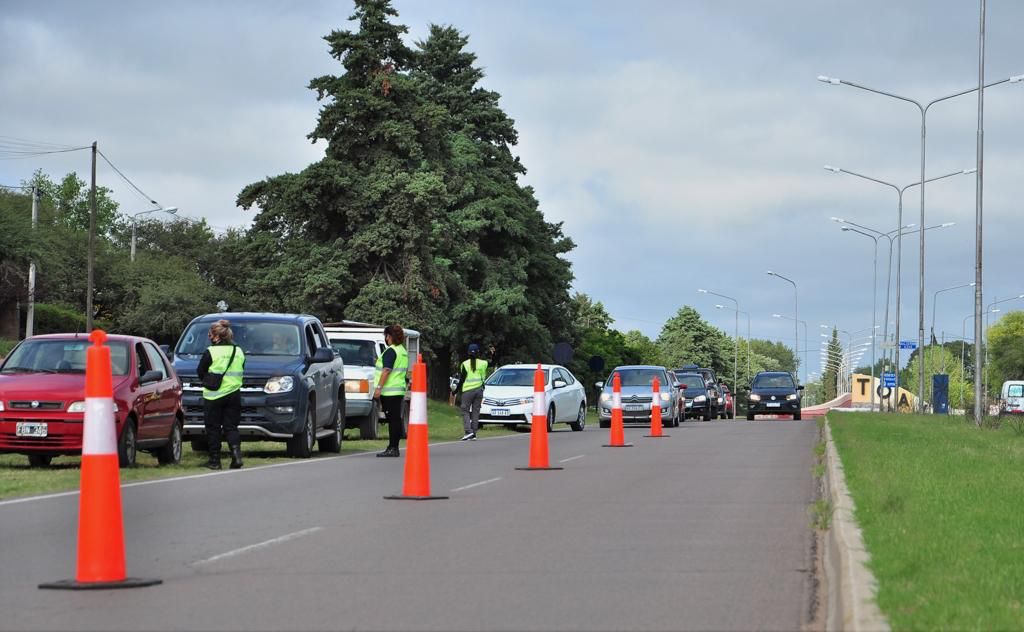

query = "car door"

[132,342,160,440]
[560,368,583,419]
[142,342,177,439]
[304,324,330,425]
[552,368,573,421]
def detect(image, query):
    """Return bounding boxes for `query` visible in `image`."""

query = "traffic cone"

[516,364,563,471]
[603,372,633,447]
[384,355,448,500]
[645,376,670,438]
[39,330,161,590]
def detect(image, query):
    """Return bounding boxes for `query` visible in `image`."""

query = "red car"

[0,333,183,467]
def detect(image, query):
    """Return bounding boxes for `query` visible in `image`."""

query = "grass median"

[829,412,1024,630]
[0,398,531,501]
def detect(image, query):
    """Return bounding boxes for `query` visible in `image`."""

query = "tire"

[546,406,555,433]
[156,421,183,465]
[358,400,379,440]
[794,411,802,421]
[319,394,344,453]
[702,410,711,422]
[190,438,209,453]
[746,412,755,421]
[599,419,610,429]
[28,454,52,467]
[288,403,315,459]
[728,409,735,420]
[570,403,586,431]
[118,419,137,468]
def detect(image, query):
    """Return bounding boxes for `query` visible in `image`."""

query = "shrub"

[31,303,109,335]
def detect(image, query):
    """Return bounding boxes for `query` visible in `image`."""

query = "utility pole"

[26,187,39,338]
[973,0,986,426]
[86,141,97,332]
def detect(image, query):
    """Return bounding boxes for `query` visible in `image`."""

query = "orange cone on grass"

[644,376,670,438]
[516,364,563,471]
[385,354,447,500]
[39,330,161,590]
[603,372,633,447]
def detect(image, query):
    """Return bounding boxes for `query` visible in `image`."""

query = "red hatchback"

[0,333,183,467]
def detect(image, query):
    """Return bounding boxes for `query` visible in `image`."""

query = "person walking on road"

[457,343,490,441]
[374,324,409,457]
[197,319,246,470]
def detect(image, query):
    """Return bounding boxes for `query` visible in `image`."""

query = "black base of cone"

[602,443,634,447]
[515,466,564,470]
[383,494,449,500]
[644,434,671,438]
[39,577,162,590]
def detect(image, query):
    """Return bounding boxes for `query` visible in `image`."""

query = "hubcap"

[172,426,182,460]
[307,412,315,450]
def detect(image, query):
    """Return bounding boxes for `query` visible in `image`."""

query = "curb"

[823,419,890,632]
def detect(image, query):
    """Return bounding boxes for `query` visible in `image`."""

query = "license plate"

[624,404,645,412]
[491,408,510,417]
[16,422,48,437]
[685,402,693,408]
[767,402,781,408]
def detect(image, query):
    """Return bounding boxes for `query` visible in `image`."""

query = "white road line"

[192,527,323,566]
[450,477,502,493]
[559,454,586,463]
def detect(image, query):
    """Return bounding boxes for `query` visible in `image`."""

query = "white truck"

[322,321,420,440]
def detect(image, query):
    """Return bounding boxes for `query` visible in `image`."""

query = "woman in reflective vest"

[457,343,490,440]
[197,319,246,469]
[373,324,409,457]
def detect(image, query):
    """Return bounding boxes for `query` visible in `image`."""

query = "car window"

[1009,384,1024,398]
[135,344,151,376]
[674,374,706,389]
[176,322,301,357]
[330,339,378,366]
[753,374,795,389]
[313,324,329,349]
[143,343,169,380]
[1,339,129,376]
[486,368,549,387]
[610,369,664,387]
[561,368,576,385]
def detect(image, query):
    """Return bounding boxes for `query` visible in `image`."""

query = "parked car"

[597,365,681,428]
[719,382,735,419]
[322,321,420,440]
[673,371,713,421]
[477,364,587,432]
[746,371,803,420]
[0,333,183,468]
[171,313,345,458]
[999,380,1024,416]
[675,364,720,418]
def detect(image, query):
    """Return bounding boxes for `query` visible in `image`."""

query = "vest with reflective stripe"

[374,344,409,396]
[202,344,246,400]
[460,359,488,392]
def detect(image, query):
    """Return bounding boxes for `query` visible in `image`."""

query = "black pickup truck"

[170,312,346,457]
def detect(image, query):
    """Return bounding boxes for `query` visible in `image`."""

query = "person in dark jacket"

[455,343,494,441]
[197,319,246,470]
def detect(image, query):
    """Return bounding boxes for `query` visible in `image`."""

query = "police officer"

[374,324,409,457]
[197,319,246,470]
[457,343,490,441]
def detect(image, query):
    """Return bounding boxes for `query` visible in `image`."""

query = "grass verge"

[829,412,1024,630]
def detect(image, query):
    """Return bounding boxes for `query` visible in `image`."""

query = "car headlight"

[0,401,4,412]
[518,396,534,406]
[264,376,294,394]
[749,394,761,402]
[599,393,611,404]
[68,401,119,413]
[787,393,798,401]
[694,395,707,403]
[345,379,369,394]
[660,392,671,402]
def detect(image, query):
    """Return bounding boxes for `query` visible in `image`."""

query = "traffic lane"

[0,421,817,631]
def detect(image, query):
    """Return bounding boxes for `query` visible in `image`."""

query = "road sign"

[899,340,918,350]
[883,372,897,387]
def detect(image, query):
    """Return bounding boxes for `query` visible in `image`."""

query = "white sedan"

[476,364,588,432]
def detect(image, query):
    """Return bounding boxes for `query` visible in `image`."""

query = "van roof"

[322,320,420,337]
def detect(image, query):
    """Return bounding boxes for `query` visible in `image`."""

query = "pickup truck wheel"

[156,421,183,465]
[118,419,137,468]
[28,454,52,467]
[319,395,344,453]
[288,405,315,459]
[190,438,208,453]
[358,401,379,440]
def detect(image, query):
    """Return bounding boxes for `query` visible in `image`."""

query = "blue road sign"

[883,372,897,388]
[899,340,918,350]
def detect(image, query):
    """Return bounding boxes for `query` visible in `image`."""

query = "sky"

[2,0,1023,380]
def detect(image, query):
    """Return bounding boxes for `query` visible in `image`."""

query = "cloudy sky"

[3,0,1022,378]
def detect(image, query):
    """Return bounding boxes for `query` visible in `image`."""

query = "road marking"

[192,527,323,566]
[450,477,502,492]
[559,454,585,463]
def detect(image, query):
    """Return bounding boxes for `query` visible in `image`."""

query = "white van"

[1000,380,1024,416]
[322,321,420,439]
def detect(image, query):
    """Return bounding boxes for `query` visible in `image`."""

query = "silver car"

[597,365,681,428]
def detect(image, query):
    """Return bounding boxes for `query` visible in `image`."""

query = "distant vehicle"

[322,321,421,440]
[675,364,720,418]
[478,364,587,432]
[597,365,681,428]
[171,313,345,458]
[0,333,183,468]
[999,380,1024,416]
[673,371,713,421]
[746,371,803,420]
[719,382,735,419]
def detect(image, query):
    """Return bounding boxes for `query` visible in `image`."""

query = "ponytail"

[470,357,477,372]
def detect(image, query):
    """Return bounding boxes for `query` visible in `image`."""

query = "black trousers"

[380,395,404,450]
[204,390,241,452]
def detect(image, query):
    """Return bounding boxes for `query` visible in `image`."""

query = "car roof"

[611,365,667,371]
[322,320,421,337]
[28,333,147,343]
[755,371,792,377]
[496,364,563,370]
[191,312,319,324]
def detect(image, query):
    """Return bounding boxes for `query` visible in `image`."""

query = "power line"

[0,145,91,160]
[96,149,162,208]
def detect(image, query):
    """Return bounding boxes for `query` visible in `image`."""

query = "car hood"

[173,355,305,377]
[602,385,666,397]
[0,373,131,400]
[751,388,799,397]
[483,385,544,398]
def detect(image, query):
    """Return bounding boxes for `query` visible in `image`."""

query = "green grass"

[0,398,537,501]
[0,339,16,358]
[829,413,1024,631]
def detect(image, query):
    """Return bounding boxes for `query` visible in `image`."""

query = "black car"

[746,371,803,420]
[675,364,720,418]
[673,371,714,421]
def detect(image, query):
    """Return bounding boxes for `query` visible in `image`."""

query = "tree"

[23,169,121,236]
[748,339,797,374]
[656,306,731,376]
[904,344,972,411]
[821,329,842,402]
[987,310,1024,396]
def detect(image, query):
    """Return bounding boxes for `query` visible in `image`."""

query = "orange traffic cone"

[39,330,161,590]
[516,364,563,471]
[385,355,448,501]
[645,376,670,438]
[603,372,633,447]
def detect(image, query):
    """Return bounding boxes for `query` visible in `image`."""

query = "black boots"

[229,445,243,469]
[376,447,400,457]
[204,449,222,470]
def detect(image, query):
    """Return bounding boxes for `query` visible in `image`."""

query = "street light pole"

[838,226,879,410]
[767,271,799,381]
[774,314,807,383]
[131,206,179,262]
[698,288,739,394]
[715,305,751,386]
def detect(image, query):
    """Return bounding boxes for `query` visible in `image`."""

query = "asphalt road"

[0,419,818,631]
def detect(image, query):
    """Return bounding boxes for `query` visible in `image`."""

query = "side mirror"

[311,347,335,363]
[797,385,805,391]
[595,381,604,389]
[553,379,567,389]
[139,369,163,385]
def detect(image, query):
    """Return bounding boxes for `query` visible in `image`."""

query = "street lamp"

[766,271,799,382]
[698,288,739,394]
[131,206,178,262]
[928,282,975,405]
[716,304,751,385]
[773,313,807,383]
[818,72,1023,414]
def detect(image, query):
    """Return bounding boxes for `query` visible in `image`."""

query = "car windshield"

[611,369,666,387]
[486,368,549,387]
[329,339,377,366]
[176,322,301,357]
[753,374,795,389]
[1,339,129,375]
[674,374,706,390]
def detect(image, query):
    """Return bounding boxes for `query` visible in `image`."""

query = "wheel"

[794,411,802,421]
[702,410,711,422]
[156,421,183,465]
[570,403,586,431]
[728,409,735,420]
[190,438,209,453]
[546,406,555,432]
[27,454,52,467]
[599,419,610,429]
[118,419,137,468]
[746,412,755,421]
[319,394,344,453]
[358,400,379,440]
[288,403,315,458]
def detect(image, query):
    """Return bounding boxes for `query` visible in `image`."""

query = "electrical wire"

[95,149,162,208]
[0,145,92,160]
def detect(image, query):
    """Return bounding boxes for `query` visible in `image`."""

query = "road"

[0,420,818,631]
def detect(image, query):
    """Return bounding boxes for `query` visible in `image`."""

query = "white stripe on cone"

[409,391,427,426]
[651,388,660,410]
[82,397,117,456]
[612,392,621,409]
[532,390,546,417]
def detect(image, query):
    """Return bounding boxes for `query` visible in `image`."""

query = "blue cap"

[468,343,480,354]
